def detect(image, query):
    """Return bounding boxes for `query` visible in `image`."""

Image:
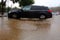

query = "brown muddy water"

[0,15,60,40]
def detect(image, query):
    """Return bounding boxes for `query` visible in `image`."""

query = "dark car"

[8,5,52,19]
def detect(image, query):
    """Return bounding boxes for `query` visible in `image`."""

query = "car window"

[22,6,31,11]
[31,6,49,10]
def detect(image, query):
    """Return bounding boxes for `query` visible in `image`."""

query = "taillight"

[48,10,52,12]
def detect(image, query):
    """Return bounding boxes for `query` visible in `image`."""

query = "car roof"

[31,5,48,8]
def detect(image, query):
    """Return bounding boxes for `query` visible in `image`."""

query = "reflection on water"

[0,17,22,40]
[0,16,60,40]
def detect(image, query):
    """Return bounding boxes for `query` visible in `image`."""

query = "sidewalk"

[0,13,8,17]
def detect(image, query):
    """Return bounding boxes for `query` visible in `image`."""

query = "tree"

[11,0,34,6]
[0,1,6,12]
[0,2,2,12]
[11,0,20,3]
[19,0,34,6]
[0,0,7,15]
[6,7,11,12]
[50,6,60,12]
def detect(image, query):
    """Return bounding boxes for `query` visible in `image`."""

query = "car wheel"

[39,14,46,19]
[8,13,20,19]
[12,13,20,19]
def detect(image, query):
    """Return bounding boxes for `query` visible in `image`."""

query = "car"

[8,5,52,19]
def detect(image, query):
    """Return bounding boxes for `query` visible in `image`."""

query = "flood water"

[0,15,60,40]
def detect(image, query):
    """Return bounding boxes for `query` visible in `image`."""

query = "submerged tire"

[39,14,46,19]
[8,13,20,19]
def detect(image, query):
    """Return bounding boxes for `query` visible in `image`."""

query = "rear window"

[31,6,49,10]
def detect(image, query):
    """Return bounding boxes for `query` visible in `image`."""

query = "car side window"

[31,6,40,10]
[22,6,31,11]
[31,6,49,10]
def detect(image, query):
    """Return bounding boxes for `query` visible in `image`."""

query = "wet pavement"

[0,15,60,40]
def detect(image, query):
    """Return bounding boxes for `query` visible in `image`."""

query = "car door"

[22,6,39,18]
[22,6,31,18]
[30,6,41,18]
